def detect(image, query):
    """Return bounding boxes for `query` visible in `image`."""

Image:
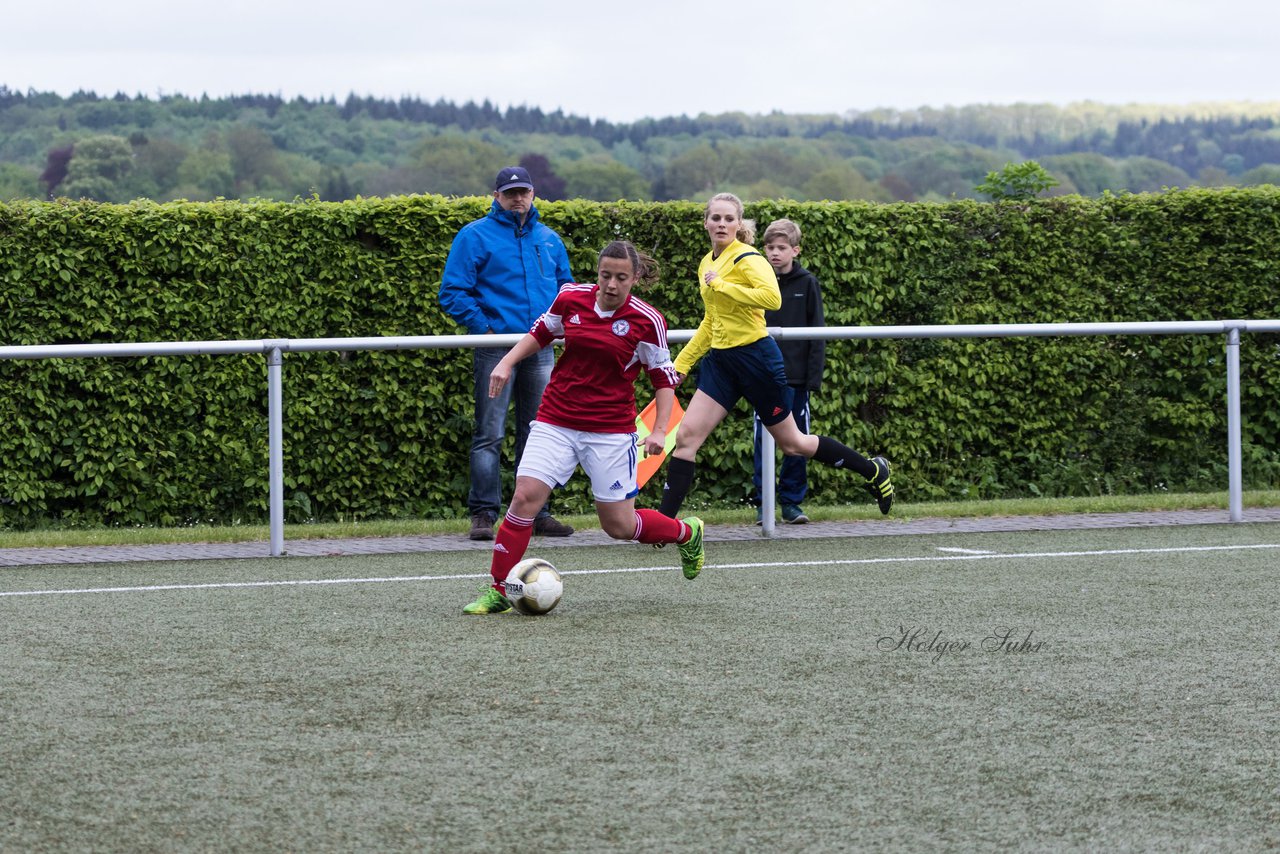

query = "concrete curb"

[4,508,1280,567]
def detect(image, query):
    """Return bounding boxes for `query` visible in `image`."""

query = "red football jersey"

[531,284,679,433]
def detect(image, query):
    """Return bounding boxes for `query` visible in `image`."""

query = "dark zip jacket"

[765,262,825,391]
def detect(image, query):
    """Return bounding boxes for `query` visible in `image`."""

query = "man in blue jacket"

[439,166,576,540]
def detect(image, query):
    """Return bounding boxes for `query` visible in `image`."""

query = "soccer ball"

[504,559,564,615]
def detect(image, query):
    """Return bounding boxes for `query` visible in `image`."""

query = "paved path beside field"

[4,507,1280,567]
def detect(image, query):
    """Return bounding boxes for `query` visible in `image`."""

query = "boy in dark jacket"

[753,218,825,524]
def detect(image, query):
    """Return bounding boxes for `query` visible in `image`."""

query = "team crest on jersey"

[611,319,630,336]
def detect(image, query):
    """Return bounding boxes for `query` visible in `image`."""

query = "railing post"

[761,424,777,537]
[267,345,286,555]
[1225,325,1243,522]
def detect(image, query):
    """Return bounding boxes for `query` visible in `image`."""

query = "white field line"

[935,547,996,554]
[2,542,1278,599]
[0,572,493,598]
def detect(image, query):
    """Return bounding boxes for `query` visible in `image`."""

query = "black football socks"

[659,457,696,518]
[812,436,876,479]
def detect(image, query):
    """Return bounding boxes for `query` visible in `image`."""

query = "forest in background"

[2,87,1279,204]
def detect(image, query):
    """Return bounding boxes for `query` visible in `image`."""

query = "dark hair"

[598,240,660,287]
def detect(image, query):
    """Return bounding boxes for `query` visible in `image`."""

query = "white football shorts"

[517,421,639,502]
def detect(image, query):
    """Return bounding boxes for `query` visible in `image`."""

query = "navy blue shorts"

[696,338,794,426]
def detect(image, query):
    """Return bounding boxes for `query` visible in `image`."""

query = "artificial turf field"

[2,523,1278,852]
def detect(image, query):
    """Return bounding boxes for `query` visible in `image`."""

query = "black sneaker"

[468,513,495,541]
[866,457,894,515]
[534,515,574,537]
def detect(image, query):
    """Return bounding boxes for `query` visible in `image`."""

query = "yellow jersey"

[673,240,781,375]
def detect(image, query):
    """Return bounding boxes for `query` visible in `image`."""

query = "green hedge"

[2,189,1279,527]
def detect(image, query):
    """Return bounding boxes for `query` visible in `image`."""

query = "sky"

[4,0,1276,123]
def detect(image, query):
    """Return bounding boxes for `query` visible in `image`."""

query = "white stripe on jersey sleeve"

[628,296,669,348]
[538,283,595,338]
[624,295,674,379]
[540,312,565,337]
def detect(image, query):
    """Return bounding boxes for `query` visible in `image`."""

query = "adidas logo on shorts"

[610,480,623,491]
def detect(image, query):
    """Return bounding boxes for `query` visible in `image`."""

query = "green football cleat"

[866,456,894,515]
[677,517,705,580]
[462,585,513,615]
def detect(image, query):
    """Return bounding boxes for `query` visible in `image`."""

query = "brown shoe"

[533,514,574,537]
[469,513,495,541]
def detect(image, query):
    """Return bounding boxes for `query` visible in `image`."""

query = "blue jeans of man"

[753,388,810,506]
[470,344,554,520]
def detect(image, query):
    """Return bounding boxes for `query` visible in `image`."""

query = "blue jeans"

[753,388,811,506]
[470,345,554,519]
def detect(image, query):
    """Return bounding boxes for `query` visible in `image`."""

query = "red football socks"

[633,508,687,544]
[489,511,534,585]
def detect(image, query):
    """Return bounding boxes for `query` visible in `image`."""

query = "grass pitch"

[2,523,1278,851]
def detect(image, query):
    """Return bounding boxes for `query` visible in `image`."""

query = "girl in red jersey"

[462,241,706,615]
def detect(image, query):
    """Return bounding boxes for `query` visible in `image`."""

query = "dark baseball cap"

[495,166,534,192]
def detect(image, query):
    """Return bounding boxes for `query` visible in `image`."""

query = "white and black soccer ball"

[504,558,564,615]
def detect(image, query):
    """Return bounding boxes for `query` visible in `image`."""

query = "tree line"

[1,86,1278,205]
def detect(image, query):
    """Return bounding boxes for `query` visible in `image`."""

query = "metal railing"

[3,319,1278,552]
[756,320,1280,535]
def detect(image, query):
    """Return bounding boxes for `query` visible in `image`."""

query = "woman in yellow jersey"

[657,192,895,520]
